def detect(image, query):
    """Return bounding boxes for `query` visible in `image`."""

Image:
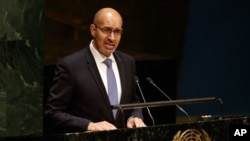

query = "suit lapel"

[86,48,129,120]
[85,47,111,107]
[113,52,127,105]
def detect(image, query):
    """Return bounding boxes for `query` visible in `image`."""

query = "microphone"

[146,77,191,122]
[134,76,155,125]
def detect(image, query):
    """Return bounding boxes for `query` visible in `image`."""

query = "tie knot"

[103,59,112,68]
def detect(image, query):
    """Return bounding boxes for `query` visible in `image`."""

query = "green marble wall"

[0,0,44,136]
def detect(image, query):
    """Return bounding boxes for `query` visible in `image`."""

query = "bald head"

[93,7,123,26]
[90,7,123,57]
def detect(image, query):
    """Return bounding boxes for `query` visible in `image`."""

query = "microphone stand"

[146,77,191,121]
[112,97,218,126]
[135,79,155,126]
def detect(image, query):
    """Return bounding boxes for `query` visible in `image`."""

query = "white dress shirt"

[89,40,122,104]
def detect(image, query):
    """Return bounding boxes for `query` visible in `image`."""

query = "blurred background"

[44,0,189,64]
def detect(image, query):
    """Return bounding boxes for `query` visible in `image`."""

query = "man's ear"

[90,24,96,37]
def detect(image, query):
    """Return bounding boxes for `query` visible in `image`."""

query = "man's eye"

[114,30,122,34]
[103,28,112,33]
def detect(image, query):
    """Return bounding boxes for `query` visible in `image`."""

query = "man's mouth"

[105,43,115,49]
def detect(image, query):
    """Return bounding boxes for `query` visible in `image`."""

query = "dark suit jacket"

[45,46,143,133]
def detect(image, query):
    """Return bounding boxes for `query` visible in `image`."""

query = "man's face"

[90,12,123,57]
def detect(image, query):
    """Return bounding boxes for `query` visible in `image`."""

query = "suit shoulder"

[58,48,88,64]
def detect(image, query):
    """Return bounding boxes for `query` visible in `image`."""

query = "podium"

[0,98,249,141]
[43,115,248,141]
[0,115,249,141]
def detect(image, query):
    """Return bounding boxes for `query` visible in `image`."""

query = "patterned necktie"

[103,59,118,118]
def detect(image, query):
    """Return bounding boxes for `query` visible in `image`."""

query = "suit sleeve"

[44,60,90,133]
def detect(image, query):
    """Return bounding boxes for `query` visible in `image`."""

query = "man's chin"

[101,51,113,57]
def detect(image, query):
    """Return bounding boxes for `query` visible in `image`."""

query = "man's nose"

[107,32,115,40]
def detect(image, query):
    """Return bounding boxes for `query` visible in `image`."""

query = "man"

[45,7,146,133]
